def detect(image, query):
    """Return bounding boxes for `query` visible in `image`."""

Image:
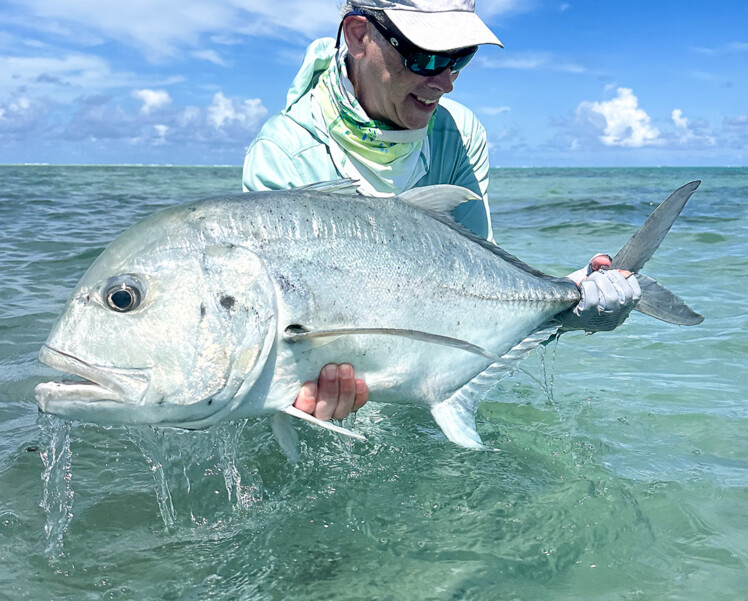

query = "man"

[242,1,640,423]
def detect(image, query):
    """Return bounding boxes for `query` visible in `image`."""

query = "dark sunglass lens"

[451,49,477,72]
[410,53,453,75]
[407,46,478,76]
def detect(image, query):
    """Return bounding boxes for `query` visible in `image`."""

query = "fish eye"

[102,276,145,313]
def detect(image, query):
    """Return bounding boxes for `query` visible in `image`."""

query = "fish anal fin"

[431,396,484,449]
[430,325,562,448]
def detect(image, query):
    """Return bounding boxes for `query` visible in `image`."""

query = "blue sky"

[1,0,746,167]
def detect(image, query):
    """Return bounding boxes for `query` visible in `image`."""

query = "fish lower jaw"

[36,345,150,408]
[35,380,125,408]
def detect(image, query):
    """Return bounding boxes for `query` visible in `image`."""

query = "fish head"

[35,208,277,427]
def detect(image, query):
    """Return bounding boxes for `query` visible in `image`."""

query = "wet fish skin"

[34,182,701,448]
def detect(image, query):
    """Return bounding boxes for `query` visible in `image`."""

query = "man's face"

[353,22,460,130]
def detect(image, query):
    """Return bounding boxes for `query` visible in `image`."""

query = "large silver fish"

[35,181,703,450]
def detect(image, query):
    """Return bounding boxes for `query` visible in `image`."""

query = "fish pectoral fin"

[431,324,562,448]
[271,413,300,462]
[282,406,367,442]
[283,325,499,360]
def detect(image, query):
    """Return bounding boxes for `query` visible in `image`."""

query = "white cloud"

[131,89,172,115]
[693,41,748,56]
[479,106,511,116]
[479,51,586,74]
[207,92,267,131]
[479,0,535,18]
[724,115,748,132]
[177,106,202,129]
[0,54,116,96]
[0,83,268,154]
[0,94,49,135]
[671,108,716,147]
[7,0,340,60]
[153,124,168,145]
[191,49,227,66]
[671,108,688,130]
[576,87,661,147]
[671,108,695,145]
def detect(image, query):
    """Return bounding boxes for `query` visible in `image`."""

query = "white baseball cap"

[349,0,503,52]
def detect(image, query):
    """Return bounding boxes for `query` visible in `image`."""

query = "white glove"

[560,256,642,333]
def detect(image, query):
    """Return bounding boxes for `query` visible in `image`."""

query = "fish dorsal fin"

[296,178,361,195]
[429,209,572,284]
[400,186,571,284]
[430,324,561,449]
[398,184,480,216]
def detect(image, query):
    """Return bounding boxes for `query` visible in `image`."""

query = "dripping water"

[215,420,262,509]
[518,334,560,410]
[126,421,264,528]
[39,415,74,555]
[127,426,177,528]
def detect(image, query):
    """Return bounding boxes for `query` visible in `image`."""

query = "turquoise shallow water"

[0,166,746,600]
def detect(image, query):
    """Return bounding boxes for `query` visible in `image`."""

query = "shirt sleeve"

[242,111,339,192]
[445,104,494,242]
[242,137,305,192]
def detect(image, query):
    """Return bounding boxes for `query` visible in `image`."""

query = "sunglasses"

[338,11,478,77]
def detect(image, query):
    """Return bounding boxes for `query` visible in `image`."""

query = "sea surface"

[0,165,746,601]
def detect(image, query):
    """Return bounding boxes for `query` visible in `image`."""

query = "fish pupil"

[110,289,134,310]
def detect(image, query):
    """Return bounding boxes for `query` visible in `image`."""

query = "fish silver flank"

[35,181,703,451]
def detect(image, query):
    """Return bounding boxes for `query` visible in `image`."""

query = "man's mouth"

[413,95,438,107]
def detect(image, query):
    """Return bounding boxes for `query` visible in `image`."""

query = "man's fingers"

[565,267,641,332]
[294,381,317,414]
[575,279,600,314]
[314,363,339,421]
[332,363,356,420]
[294,364,370,422]
[589,253,612,271]
[626,272,642,302]
[588,269,637,308]
[353,378,369,411]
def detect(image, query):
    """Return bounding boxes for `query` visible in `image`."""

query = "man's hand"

[293,363,369,420]
[561,254,642,333]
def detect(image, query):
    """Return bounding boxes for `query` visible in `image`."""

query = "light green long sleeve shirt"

[242,40,493,241]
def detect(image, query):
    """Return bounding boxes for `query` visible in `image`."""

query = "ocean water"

[0,165,746,601]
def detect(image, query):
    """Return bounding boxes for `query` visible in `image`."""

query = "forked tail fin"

[611,181,704,326]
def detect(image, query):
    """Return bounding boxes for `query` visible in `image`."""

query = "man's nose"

[427,67,456,93]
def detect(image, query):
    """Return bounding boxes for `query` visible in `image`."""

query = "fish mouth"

[35,345,151,415]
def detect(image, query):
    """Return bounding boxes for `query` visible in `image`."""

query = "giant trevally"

[35,181,703,451]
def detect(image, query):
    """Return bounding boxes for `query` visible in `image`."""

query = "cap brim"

[384,9,503,52]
